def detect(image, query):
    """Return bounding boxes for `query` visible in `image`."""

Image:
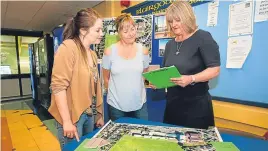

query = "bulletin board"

[122,1,268,107]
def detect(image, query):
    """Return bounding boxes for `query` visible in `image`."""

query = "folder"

[142,65,181,89]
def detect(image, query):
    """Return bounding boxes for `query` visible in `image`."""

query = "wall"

[203,1,268,135]
[213,100,268,137]
[194,1,268,105]
[93,0,112,18]
[93,0,144,18]
[112,1,143,17]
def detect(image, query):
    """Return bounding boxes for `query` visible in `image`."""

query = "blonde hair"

[115,14,135,32]
[166,1,197,34]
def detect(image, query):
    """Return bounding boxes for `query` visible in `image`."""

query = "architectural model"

[87,120,223,151]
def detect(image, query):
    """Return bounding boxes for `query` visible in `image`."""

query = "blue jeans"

[56,113,94,150]
[108,103,148,121]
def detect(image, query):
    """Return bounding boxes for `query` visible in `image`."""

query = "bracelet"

[103,88,107,94]
[191,75,196,85]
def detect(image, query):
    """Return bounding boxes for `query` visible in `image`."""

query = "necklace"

[176,41,184,55]
[88,51,98,83]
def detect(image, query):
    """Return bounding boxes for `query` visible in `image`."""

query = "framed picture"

[159,39,171,57]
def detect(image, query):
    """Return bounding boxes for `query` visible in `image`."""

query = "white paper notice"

[0,66,11,74]
[226,35,252,69]
[207,1,219,27]
[228,1,254,37]
[255,0,268,22]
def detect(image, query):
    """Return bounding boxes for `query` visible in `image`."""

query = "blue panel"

[194,1,268,104]
[29,45,35,99]
[52,26,64,52]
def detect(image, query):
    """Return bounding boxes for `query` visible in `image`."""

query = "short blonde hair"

[166,1,197,34]
[115,13,135,32]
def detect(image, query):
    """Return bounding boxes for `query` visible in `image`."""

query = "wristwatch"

[190,75,196,85]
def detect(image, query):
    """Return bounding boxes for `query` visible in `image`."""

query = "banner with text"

[122,0,210,15]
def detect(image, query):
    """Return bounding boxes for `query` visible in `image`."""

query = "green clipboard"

[142,65,181,89]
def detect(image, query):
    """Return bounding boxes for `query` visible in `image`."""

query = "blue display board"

[123,1,268,107]
[194,1,268,106]
[52,26,64,52]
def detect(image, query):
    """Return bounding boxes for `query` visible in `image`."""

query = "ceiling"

[1,1,103,32]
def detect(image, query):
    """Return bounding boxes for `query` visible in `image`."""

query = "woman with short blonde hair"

[166,1,198,34]
[160,1,221,129]
[102,14,149,121]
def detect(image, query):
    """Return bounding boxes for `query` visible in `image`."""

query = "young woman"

[49,8,104,149]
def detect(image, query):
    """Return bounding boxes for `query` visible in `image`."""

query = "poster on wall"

[207,0,219,27]
[154,13,173,39]
[158,39,171,57]
[93,15,153,62]
[254,0,268,22]
[226,35,252,69]
[228,1,254,37]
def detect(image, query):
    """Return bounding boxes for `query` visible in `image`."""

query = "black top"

[163,29,220,99]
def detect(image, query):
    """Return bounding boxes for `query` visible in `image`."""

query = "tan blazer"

[48,39,103,125]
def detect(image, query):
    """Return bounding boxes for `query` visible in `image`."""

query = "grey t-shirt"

[102,43,150,112]
[163,29,220,98]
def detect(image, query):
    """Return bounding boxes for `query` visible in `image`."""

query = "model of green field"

[109,135,183,151]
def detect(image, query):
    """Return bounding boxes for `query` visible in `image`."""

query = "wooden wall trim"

[213,100,268,129]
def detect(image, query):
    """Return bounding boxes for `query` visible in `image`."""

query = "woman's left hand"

[170,75,192,87]
[96,117,104,128]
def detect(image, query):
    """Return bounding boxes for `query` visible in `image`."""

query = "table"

[63,117,268,151]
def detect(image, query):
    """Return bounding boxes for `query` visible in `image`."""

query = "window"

[18,36,39,74]
[1,29,43,99]
[0,35,18,74]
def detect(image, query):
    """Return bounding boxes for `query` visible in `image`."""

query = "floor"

[1,99,264,151]
[1,99,60,151]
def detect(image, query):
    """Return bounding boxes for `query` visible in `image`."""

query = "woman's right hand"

[63,121,80,142]
[148,83,157,89]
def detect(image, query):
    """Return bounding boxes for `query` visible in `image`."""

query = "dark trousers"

[164,92,215,129]
[108,103,148,121]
